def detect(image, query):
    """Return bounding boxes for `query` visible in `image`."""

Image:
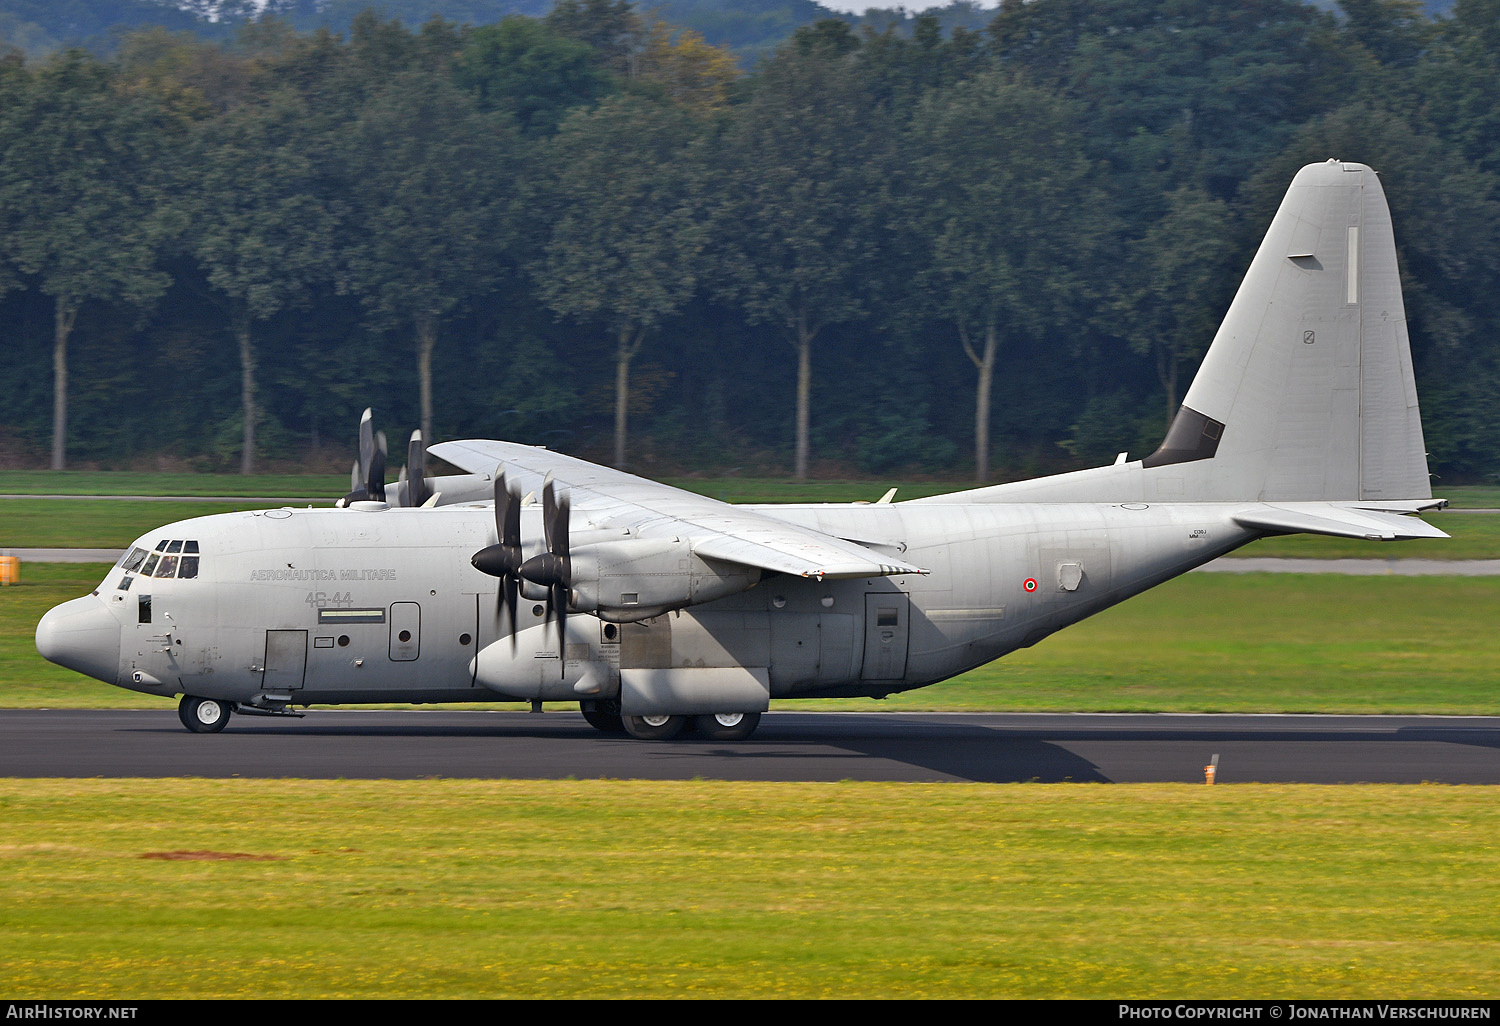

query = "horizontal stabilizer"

[1232,503,1449,541]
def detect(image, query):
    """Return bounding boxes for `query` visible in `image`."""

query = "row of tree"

[3,0,1500,484]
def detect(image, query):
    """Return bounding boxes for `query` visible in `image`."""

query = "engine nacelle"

[567,537,760,622]
[470,620,612,701]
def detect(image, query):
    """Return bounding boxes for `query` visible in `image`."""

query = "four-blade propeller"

[338,409,434,508]
[470,473,573,662]
[470,473,524,646]
[340,408,387,505]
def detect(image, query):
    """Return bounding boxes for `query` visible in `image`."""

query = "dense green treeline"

[2,0,1500,483]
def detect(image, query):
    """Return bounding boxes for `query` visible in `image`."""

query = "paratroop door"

[263,630,307,690]
[862,593,909,681]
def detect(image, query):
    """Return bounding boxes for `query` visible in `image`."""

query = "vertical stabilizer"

[1168,158,1430,501]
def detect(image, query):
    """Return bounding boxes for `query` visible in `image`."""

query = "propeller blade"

[552,581,568,669]
[504,573,518,650]
[541,475,556,551]
[407,430,429,508]
[340,407,376,505]
[501,474,521,549]
[553,493,570,558]
[368,439,386,502]
[358,408,373,490]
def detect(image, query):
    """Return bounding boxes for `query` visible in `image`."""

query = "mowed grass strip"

[1,779,1496,999]
[0,499,300,549]
[0,470,348,497]
[7,565,1500,713]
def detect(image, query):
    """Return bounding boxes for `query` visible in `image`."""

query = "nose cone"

[36,596,122,684]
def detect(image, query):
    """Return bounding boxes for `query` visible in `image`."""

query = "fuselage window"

[117,575,133,591]
[138,595,152,624]
[318,609,386,625]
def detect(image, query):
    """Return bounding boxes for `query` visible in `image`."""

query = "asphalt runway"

[3,709,1498,783]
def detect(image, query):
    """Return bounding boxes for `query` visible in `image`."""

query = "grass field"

[8,563,1500,713]
[2,779,1496,999]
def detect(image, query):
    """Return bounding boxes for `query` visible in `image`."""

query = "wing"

[430,439,926,580]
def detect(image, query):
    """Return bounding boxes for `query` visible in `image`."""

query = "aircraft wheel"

[178,696,231,734]
[580,699,625,735]
[622,714,686,741]
[692,711,761,741]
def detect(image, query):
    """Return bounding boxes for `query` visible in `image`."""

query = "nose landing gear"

[178,695,232,733]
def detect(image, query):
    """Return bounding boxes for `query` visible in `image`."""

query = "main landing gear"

[579,702,761,741]
[178,695,232,733]
[692,711,761,742]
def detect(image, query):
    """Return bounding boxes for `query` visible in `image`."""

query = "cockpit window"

[134,541,202,579]
[118,547,148,573]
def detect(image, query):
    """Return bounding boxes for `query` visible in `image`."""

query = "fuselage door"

[862,593,910,681]
[263,629,307,691]
[389,601,421,662]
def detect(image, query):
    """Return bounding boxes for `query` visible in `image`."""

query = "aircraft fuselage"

[40,500,1257,712]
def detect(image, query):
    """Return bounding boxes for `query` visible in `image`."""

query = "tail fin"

[1158,158,1430,501]
[926,159,1434,505]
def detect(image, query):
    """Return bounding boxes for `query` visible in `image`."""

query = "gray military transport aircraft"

[36,160,1446,740]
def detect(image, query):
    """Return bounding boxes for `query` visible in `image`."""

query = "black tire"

[622,713,686,741]
[178,695,231,734]
[692,711,761,741]
[580,699,625,735]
